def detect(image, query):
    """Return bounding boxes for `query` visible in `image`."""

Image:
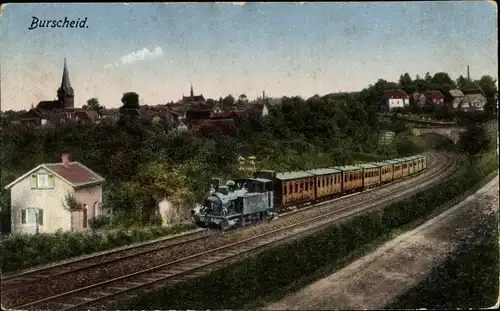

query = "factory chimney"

[467,65,470,80]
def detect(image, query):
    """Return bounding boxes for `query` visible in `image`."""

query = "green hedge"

[0,222,196,274]
[123,152,498,310]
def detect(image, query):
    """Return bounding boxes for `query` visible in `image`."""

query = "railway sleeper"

[167,268,188,275]
[179,262,202,269]
[153,272,173,277]
[73,296,94,302]
[124,281,144,287]
[223,250,241,256]
[136,276,158,283]
[199,258,217,264]
[108,286,130,291]
[53,302,76,308]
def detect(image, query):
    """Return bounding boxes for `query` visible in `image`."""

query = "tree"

[431,72,455,87]
[82,98,104,111]
[120,92,140,109]
[399,73,413,90]
[476,75,498,99]
[222,94,235,109]
[456,75,467,89]
[424,72,432,82]
[457,123,491,156]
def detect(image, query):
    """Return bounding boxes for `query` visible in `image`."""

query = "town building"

[424,91,445,105]
[4,154,105,234]
[383,90,410,109]
[459,93,487,112]
[449,89,465,109]
[17,58,99,127]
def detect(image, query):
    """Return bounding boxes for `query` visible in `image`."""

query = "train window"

[289,184,292,194]
[317,180,320,187]
[310,180,313,189]
[284,184,287,195]
[300,181,304,192]
[295,183,298,192]
[321,178,324,187]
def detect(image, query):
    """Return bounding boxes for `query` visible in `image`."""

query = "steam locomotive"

[191,154,428,230]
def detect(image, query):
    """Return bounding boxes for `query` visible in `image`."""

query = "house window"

[31,173,55,189]
[22,208,43,225]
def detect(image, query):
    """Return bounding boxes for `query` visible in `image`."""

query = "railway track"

[1,228,213,292]
[3,151,461,311]
[1,152,439,294]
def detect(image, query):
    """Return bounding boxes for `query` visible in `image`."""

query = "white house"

[5,154,105,234]
[383,90,410,109]
[459,93,487,112]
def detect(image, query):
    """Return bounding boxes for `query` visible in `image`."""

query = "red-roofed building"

[424,91,445,105]
[5,154,105,234]
[383,90,410,110]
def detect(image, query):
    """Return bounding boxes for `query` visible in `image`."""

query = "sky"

[0,1,497,111]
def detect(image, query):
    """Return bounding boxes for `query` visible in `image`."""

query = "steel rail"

[2,152,435,294]
[11,152,459,311]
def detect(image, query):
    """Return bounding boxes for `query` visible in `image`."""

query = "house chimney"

[467,65,470,80]
[61,154,70,168]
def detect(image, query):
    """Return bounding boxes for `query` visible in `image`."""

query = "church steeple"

[190,82,194,98]
[57,57,74,108]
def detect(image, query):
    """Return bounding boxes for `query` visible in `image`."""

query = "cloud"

[105,47,164,68]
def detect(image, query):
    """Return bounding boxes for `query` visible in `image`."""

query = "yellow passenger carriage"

[307,168,342,200]
[333,165,363,193]
[384,159,402,180]
[372,161,394,184]
[275,171,315,212]
[358,163,381,189]
[397,158,411,177]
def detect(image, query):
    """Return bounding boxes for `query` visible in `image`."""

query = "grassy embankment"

[122,150,498,310]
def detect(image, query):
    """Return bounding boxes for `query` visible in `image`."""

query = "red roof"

[45,162,104,186]
[425,91,444,100]
[383,90,410,99]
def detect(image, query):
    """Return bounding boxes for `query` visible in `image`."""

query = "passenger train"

[191,154,428,230]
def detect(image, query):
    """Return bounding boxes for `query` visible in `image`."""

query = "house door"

[71,209,88,232]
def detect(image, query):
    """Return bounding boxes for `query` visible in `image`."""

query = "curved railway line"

[1,151,462,311]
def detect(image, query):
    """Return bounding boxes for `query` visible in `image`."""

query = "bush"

[88,215,110,231]
[122,152,498,310]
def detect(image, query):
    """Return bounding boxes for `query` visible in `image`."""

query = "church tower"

[57,58,74,108]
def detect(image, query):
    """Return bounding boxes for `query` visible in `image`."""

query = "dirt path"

[265,176,499,310]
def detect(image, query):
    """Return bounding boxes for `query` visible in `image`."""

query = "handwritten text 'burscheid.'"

[28,17,88,30]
